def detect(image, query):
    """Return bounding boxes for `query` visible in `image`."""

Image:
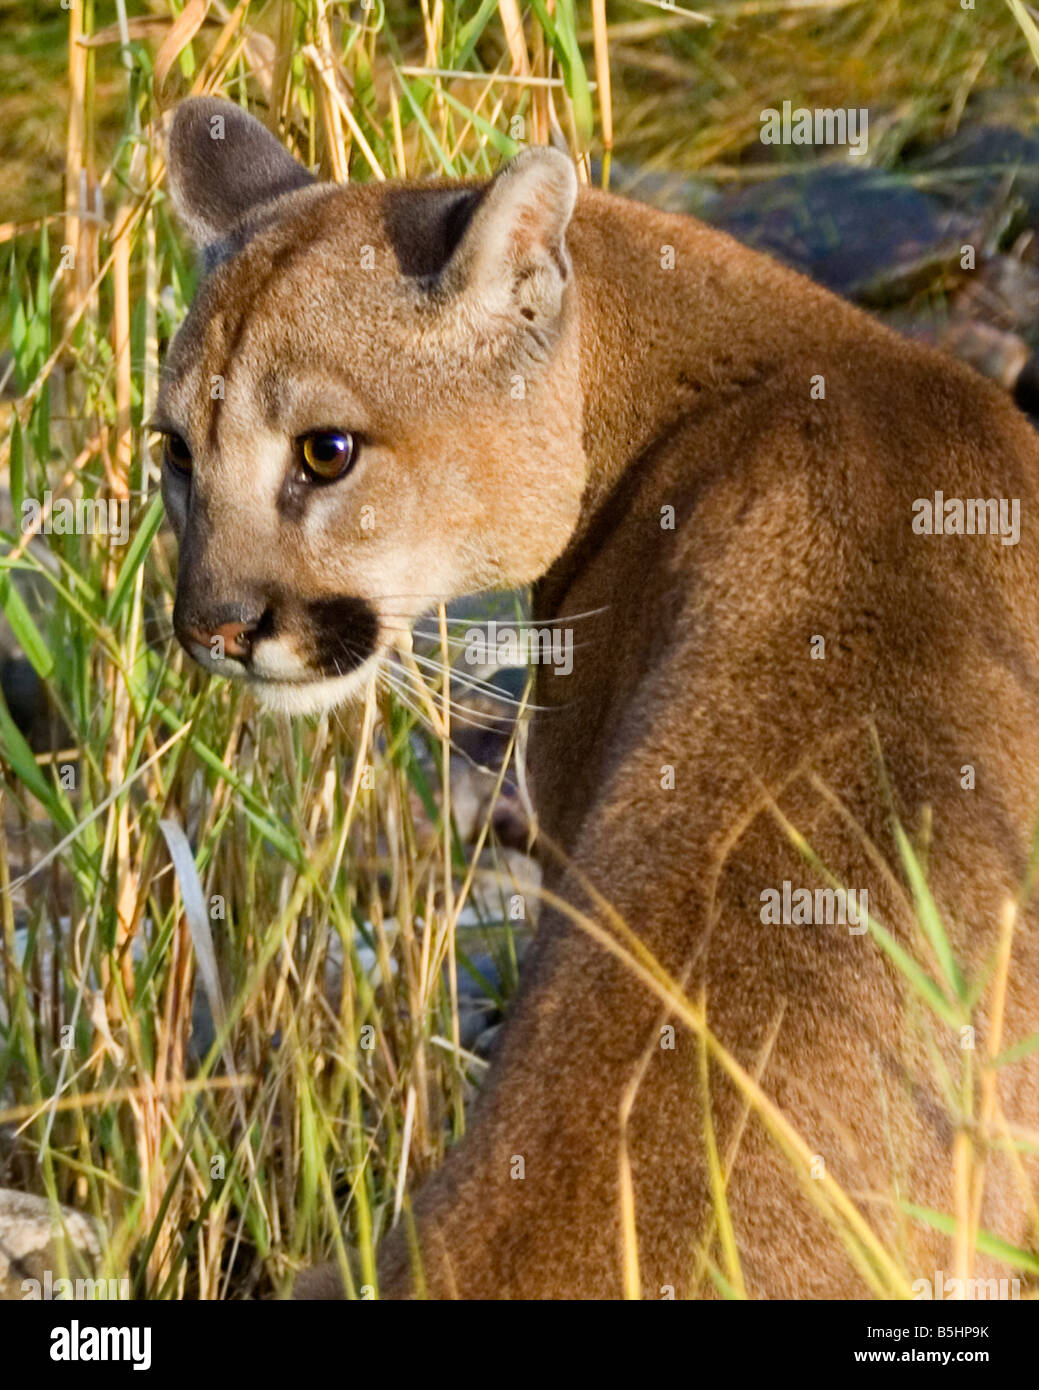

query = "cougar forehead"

[161,184,472,440]
[157,99,586,715]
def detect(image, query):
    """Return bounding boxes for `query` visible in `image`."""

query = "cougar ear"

[442,146,578,326]
[164,97,316,255]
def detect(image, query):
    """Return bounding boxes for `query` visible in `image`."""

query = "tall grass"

[0,0,1037,1300]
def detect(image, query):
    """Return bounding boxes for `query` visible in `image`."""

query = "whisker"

[376,665,516,771]
[410,605,610,628]
[404,649,543,712]
[382,658,518,739]
[387,676,512,738]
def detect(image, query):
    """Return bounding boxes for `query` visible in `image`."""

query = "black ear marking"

[381,149,577,319]
[381,185,486,279]
[165,97,316,256]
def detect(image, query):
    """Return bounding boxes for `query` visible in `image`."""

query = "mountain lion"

[157,97,1039,1299]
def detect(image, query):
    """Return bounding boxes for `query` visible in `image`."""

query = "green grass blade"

[0,571,54,679]
[107,493,165,620]
[892,822,967,1004]
[901,1201,1039,1276]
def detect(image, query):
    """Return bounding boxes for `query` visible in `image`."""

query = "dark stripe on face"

[204,238,318,455]
[305,595,380,676]
[207,306,250,453]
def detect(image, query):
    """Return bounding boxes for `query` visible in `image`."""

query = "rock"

[468,847,541,927]
[447,757,489,846]
[884,311,1030,387]
[450,951,504,1051]
[955,252,1039,340]
[472,1021,505,1061]
[458,996,499,1052]
[878,306,1039,425]
[906,123,1039,223]
[456,951,502,1000]
[709,166,973,302]
[0,1188,102,1300]
[933,319,1031,391]
[446,758,532,849]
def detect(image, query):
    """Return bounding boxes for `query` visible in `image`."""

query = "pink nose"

[181,619,256,663]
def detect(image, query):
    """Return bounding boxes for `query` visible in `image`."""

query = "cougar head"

[155,97,585,715]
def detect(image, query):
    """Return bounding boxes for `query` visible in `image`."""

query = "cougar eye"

[298,430,357,483]
[161,432,193,477]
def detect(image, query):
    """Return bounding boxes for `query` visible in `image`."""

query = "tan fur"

[158,99,1039,1299]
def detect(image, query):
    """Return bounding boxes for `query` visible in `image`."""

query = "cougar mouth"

[245,593,382,714]
[303,594,382,681]
[243,654,381,716]
[175,590,384,716]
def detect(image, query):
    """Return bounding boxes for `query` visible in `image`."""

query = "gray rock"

[472,1021,505,1061]
[907,123,1039,222]
[454,952,503,1051]
[0,1188,102,1301]
[710,167,973,302]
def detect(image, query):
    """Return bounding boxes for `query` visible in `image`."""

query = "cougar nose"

[181,618,258,663]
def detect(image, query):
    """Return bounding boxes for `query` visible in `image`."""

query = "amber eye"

[298,431,357,483]
[161,432,193,477]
